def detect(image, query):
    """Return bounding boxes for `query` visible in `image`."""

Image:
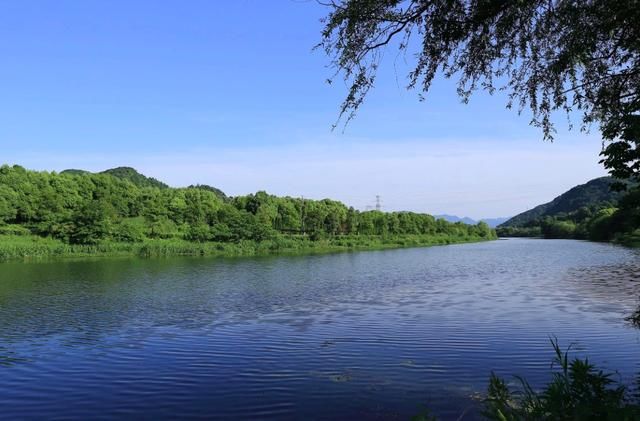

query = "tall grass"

[413,338,640,420]
[0,233,494,262]
[483,338,640,420]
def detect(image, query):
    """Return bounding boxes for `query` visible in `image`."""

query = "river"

[0,238,638,419]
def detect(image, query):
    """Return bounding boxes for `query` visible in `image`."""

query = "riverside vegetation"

[415,339,640,421]
[496,177,640,246]
[0,165,495,261]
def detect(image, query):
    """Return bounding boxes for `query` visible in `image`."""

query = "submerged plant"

[626,305,640,329]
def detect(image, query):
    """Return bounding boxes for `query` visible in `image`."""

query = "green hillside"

[100,167,169,189]
[500,177,626,228]
[497,177,639,243]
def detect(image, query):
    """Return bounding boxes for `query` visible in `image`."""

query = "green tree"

[70,200,114,244]
[0,164,498,248]
[112,218,146,243]
[320,0,640,183]
[275,199,301,232]
[0,185,17,224]
[185,222,212,242]
[345,207,359,234]
[541,218,577,239]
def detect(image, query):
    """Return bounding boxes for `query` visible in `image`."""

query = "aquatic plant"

[626,305,640,329]
[483,338,640,420]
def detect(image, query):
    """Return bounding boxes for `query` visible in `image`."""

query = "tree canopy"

[0,164,494,246]
[319,0,640,183]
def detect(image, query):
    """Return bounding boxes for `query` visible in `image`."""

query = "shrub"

[541,219,577,239]
[0,224,32,236]
[112,218,146,242]
[184,223,212,242]
[588,208,618,241]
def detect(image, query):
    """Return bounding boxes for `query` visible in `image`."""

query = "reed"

[0,233,494,262]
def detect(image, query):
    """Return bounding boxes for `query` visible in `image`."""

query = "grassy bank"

[0,233,495,262]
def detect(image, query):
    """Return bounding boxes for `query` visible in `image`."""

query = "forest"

[496,200,640,245]
[0,165,496,260]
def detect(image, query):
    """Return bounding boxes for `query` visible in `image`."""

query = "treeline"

[497,188,640,245]
[0,165,495,248]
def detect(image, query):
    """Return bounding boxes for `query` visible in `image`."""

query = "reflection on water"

[0,238,638,419]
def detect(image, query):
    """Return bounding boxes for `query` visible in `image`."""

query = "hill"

[62,167,231,198]
[100,167,169,189]
[496,176,639,243]
[499,177,626,228]
[188,184,228,201]
[62,166,169,189]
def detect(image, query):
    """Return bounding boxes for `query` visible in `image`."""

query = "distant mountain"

[435,215,509,228]
[499,177,627,228]
[435,214,478,225]
[480,217,510,228]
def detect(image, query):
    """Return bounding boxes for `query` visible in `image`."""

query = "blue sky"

[0,0,607,219]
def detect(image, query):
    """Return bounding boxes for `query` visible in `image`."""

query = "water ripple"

[0,238,638,419]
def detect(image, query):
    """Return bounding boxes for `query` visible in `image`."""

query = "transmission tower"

[375,195,381,211]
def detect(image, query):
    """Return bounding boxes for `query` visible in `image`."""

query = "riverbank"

[0,233,496,262]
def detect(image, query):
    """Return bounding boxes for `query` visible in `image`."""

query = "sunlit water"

[0,238,639,419]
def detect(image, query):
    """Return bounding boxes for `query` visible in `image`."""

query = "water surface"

[0,238,639,419]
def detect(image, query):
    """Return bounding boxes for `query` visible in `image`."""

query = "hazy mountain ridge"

[436,215,510,228]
